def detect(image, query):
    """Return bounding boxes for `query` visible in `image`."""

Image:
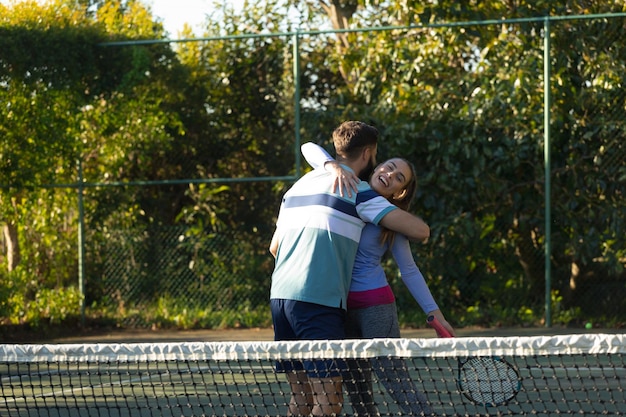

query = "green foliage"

[0,265,82,327]
[0,267,29,321]
[334,0,626,328]
[0,186,79,322]
[550,290,583,326]
[149,297,272,330]
[0,0,624,332]
[22,287,83,328]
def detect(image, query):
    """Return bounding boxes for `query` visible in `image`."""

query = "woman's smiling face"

[369,158,413,199]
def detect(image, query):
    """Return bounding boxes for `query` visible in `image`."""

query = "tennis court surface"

[1,334,624,416]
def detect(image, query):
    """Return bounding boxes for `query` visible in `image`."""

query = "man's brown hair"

[332,121,379,160]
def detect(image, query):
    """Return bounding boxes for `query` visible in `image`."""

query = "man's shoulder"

[302,168,335,182]
[355,183,385,202]
[288,169,333,191]
[356,181,373,192]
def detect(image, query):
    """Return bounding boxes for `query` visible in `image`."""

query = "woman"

[302,142,455,416]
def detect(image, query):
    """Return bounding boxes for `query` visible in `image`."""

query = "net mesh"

[1,334,624,416]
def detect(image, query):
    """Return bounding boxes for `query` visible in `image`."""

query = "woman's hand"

[324,161,360,198]
[427,309,456,337]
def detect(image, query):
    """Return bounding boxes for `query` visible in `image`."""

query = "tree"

[0,0,100,272]
[1,0,623,329]
[0,0,176,323]
[290,0,626,323]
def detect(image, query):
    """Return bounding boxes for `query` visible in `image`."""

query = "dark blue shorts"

[270,299,347,377]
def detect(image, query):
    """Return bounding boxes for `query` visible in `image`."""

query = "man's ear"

[361,146,371,162]
[362,145,376,162]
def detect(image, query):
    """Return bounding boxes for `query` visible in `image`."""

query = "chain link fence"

[2,14,625,330]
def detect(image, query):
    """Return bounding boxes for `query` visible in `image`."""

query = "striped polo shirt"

[270,166,397,310]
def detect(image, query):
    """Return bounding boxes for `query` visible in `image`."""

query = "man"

[268,120,429,416]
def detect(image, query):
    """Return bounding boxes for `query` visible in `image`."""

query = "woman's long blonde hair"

[378,158,418,247]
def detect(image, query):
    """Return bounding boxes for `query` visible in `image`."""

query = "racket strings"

[459,357,521,406]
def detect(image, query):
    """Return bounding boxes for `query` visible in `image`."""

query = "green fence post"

[293,30,302,178]
[543,17,552,328]
[77,159,86,325]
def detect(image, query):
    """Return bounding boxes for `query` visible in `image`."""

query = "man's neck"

[336,157,355,169]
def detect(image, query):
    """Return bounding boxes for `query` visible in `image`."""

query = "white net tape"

[2,333,624,362]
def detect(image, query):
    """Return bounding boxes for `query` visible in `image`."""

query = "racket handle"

[427,314,454,338]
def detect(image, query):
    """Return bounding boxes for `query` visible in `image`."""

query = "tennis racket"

[427,315,522,407]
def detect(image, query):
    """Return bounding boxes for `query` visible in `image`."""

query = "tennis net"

[1,334,624,416]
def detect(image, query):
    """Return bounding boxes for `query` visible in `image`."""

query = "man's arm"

[379,209,430,242]
[269,229,279,258]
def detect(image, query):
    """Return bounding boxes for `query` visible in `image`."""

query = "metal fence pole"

[77,159,86,325]
[543,17,552,328]
[293,30,302,178]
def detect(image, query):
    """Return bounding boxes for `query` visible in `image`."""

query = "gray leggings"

[345,303,433,416]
